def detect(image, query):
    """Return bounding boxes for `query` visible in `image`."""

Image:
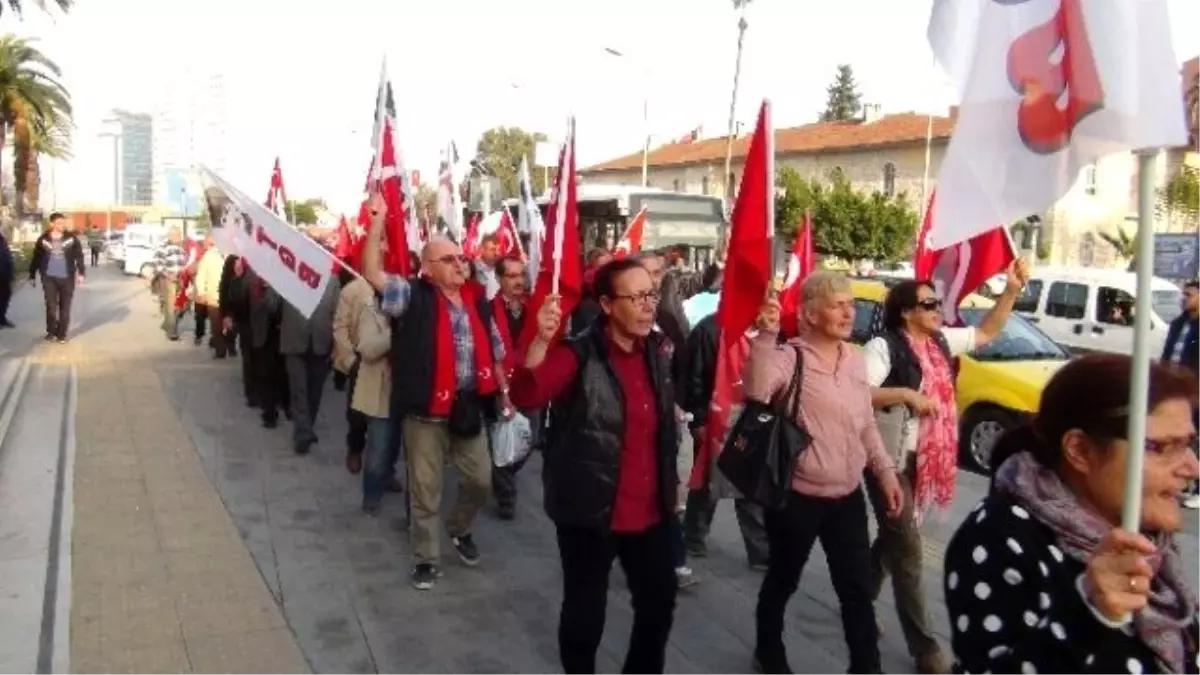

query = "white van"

[121,224,166,277]
[1013,266,1183,357]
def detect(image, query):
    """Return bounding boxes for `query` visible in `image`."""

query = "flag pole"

[1120,149,1160,532]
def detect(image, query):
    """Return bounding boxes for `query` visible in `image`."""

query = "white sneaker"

[676,566,699,589]
[1183,494,1199,509]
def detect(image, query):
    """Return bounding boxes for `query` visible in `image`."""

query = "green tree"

[774,166,918,261]
[472,126,548,199]
[285,198,325,225]
[1157,165,1199,226]
[1099,228,1137,271]
[0,36,72,218]
[819,64,862,123]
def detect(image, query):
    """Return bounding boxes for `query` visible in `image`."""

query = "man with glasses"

[489,254,539,520]
[361,193,511,591]
[862,261,1027,674]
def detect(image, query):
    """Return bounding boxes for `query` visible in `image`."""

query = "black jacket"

[1162,313,1199,374]
[29,232,86,280]
[390,279,499,418]
[543,321,679,531]
[217,255,248,321]
[684,313,719,429]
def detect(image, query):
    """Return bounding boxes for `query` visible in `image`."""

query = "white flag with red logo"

[926,0,1188,250]
[612,206,647,258]
[915,191,1016,326]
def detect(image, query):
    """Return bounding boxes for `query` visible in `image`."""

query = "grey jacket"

[280,277,341,356]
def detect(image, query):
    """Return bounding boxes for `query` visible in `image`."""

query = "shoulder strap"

[772,345,805,420]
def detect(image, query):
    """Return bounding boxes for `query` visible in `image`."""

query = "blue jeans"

[363,416,400,508]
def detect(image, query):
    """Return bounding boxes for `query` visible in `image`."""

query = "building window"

[672,178,681,192]
[702,175,710,195]
[882,163,896,197]
[1083,163,1098,195]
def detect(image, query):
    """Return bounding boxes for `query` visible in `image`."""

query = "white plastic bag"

[491,412,533,468]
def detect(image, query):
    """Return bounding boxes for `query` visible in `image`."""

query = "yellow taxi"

[848,279,1070,472]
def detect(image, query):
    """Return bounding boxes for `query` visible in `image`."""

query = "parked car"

[1012,266,1181,357]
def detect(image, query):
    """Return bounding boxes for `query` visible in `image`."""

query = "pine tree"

[820,64,863,122]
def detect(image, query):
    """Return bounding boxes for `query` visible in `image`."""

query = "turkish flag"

[462,213,482,260]
[914,190,1015,326]
[520,117,582,351]
[612,206,647,258]
[778,209,815,339]
[708,100,775,469]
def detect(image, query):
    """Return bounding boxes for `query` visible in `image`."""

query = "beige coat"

[193,248,226,307]
[332,277,376,374]
[350,302,392,419]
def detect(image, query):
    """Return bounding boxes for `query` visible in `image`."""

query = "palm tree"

[0,0,71,19]
[22,107,70,213]
[0,35,71,217]
[1099,228,1137,271]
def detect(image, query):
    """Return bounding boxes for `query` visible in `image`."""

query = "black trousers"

[556,522,677,674]
[756,489,879,674]
[90,249,100,266]
[491,408,543,508]
[252,334,289,423]
[345,357,367,455]
[237,325,257,405]
[41,275,75,339]
[0,278,11,322]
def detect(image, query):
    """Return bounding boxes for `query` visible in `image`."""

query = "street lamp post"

[723,3,751,202]
[604,47,650,187]
[98,118,122,233]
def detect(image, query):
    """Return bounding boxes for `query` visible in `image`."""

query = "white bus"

[497,184,726,270]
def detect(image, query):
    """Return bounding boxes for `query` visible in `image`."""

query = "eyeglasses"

[917,298,943,311]
[612,290,661,306]
[1145,433,1199,456]
[432,254,469,265]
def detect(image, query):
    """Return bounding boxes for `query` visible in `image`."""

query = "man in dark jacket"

[510,258,679,675]
[1163,280,1199,508]
[29,212,86,343]
[681,312,770,568]
[219,255,257,408]
[0,229,14,328]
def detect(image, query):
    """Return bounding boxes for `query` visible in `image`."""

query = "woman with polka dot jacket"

[943,354,1199,675]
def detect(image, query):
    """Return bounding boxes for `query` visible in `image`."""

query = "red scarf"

[430,286,499,417]
[490,294,524,379]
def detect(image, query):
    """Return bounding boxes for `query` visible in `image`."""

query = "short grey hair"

[800,271,851,309]
[421,235,458,261]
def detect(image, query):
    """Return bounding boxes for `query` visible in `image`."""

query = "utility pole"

[723,2,751,204]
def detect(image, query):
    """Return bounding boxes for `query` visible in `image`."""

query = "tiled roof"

[581,113,956,173]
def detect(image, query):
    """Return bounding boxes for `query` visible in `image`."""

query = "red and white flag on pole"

[265,157,288,221]
[612,206,647,258]
[705,100,775,471]
[914,191,1015,326]
[925,0,1189,250]
[462,213,482,260]
[779,209,815,339]
[520,117,582,351]
[369,60,412,276]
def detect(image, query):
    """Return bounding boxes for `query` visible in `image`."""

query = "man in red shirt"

[509,258,679,674]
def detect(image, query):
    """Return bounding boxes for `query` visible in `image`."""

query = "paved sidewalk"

[0,267,309,674]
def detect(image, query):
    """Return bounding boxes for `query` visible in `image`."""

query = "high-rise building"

[110,109,153,205]
[152,62,229,213]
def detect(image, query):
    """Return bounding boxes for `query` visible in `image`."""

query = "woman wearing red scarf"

[361,193,512,592]
[862,261,1028,675]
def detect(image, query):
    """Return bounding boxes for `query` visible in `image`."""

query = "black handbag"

[717,346,812,511]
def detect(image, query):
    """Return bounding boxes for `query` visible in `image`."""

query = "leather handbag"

[717,346,812,511]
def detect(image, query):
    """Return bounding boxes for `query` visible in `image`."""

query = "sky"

[5,0,1199,215]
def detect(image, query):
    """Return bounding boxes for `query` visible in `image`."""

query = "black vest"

[879,329,953,392]
[390,279,497,418]
[543,321,679,531]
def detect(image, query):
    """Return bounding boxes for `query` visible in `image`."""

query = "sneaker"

[0,319,13,328]
[450,533,481,567]
[749,561,769,573]
[410,563,442,590]
[1184,495,1200,510]
[676,566,699,589]
[57,337,67,344]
